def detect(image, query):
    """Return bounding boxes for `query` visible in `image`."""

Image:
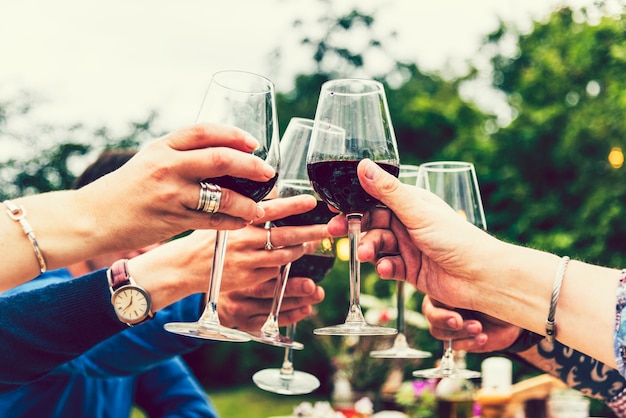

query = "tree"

[478,6,626,268]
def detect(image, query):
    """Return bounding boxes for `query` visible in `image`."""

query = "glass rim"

[211,69,274,94]
[320,78,384,96]
[419,161,476,172]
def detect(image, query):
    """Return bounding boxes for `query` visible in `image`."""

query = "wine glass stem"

[440,339,455,376]
[346,214,365,323]
[260,262,292,336]
[199,230,229,327]
[396,280,406,335]
[279,323,297,378]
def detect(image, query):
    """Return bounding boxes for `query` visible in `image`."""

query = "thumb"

[358,159,414,217]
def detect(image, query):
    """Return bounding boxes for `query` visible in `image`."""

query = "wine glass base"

[370,346,433,359]
[314,322,398,336]
[253,368,320,395]
[164,322,251,343]
[412,366,481,379]
[247,330,304,350]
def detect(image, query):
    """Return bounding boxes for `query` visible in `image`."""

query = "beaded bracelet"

[3,199,47,273]
[545,256,570,343]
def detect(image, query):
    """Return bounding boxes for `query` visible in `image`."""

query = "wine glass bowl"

[412,161,485,379]
[164,70,280,343]
[307,78,400,336]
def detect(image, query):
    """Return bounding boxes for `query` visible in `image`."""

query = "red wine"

[203,174,277,203]
[289,253,335,283]
[307,160,399,214]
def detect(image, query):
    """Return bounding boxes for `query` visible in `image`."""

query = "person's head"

[73,149,137,189]
[69,149,159,275]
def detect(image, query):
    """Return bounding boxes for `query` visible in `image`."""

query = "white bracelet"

[3,199,47,273]
[545,256,570,342]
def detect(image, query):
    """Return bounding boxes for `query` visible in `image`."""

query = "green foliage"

[2,4,625,415]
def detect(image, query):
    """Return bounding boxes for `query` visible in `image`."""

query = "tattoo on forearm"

[517,339,625,401]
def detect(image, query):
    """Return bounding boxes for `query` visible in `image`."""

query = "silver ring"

[264,226,275,250]
[196,182,222,214]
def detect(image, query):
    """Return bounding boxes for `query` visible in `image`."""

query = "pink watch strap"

[108,259,131,290]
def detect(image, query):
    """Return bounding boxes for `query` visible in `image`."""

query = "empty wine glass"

[370,164,432,359]
[412,161,486,379]
[307,78,400,336]
[164,70,280,343]
[252,117,337,394]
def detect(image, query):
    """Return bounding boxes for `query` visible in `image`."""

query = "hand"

[75,123,277,254]
[421,295,521,353]
[129,193,329,311]
[218,277,324,330]
[326,158,499,312]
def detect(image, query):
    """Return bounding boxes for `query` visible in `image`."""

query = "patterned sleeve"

[614,269,626,379]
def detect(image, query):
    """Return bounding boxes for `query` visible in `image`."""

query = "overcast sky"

[0,0,586,139]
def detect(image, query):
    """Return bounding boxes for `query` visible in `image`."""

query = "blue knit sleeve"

[0,269,125,393]
[64,293,207,378]
[134,356,219,418]
[614,269,626,379]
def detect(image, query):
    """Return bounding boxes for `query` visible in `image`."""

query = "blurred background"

[2,0,626,416]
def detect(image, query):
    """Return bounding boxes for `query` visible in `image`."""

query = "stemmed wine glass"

[164,70,280,342]
[412,161,486,379]
[370,164,432,359]
[307,78,400,336]
[253,117,338,394]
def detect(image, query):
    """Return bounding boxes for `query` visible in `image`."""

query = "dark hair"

[73,149,137,189]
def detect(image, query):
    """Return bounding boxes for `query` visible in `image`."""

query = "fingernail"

[244,132,260,150]
[467,323,481,334]
[475,334,488,345]
[302,280,315,294]
[362,159,379,181]
[446,317,458,329]
[255,205,265,219]
[262,163,276,179]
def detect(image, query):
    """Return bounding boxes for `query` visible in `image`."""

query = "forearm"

[474,241,618,367]
[515,340,625,402]
[1,191,107,290]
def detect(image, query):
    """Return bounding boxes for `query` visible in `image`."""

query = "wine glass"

[412,161,486,379]
[307,78,400,336]
[252,117,337,394]
[370,164,432,359]
[164,70,280,342]
[246,118,338,349]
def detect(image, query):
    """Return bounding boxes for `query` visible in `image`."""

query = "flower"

[394,380,437,418]
[293,401,345,417]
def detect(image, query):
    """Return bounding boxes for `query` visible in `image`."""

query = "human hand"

[218,277,324,331]
[129,194,329,311]
[77,123,276,254]
[326,159,499,312]
[421,295,521,353]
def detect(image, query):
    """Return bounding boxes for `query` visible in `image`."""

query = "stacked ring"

[196,182,222,214]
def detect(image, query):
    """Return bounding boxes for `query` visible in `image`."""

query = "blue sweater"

[0,269,218,417]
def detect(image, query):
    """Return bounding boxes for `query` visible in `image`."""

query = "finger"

[256,195,318,224]
[358,229,398,263]
[179,182,263,225]
[166,123,260,153]
[375,256,406,280]
[279,286,325,312]
[262,224,329,249]
[277,306,315,327]
[357,159,417,227]
[327,214,348,237]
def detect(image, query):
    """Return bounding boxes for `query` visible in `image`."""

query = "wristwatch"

[108,259,154,326]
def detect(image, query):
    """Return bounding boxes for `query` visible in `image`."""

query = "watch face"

[111,285,151,325]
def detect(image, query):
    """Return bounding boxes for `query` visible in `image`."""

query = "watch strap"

[108,258,132,291]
